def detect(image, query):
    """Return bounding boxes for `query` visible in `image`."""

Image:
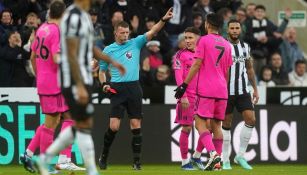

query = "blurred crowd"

[0,0,306,90]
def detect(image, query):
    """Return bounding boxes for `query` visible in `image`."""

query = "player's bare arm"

[66,37,89,105]
[246,58,259,104]
[145,7,173,41]
[30,51,36,76]
[93,46,126,75]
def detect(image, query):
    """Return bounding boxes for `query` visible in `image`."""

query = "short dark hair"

[114,21,129,30]
[295,59,306,66]
[217,7,232,18]
[255,5,266,11]
[49,0,66,19]
[246,3,256,7]
[184,27,201,35]
[227,19,241,27]
[206,13,223,30]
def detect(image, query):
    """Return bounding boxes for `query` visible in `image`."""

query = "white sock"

[209,151,217,158]
[193,151,201,159]
[26,149,34,157]
[182,158,190,166]
[57,155,68,164]
[222,128,231,162]
[46,127,74,162]
[238,124,254,157]
[76,130,98,175]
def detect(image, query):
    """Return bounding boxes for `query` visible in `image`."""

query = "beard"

[229,34,239,41]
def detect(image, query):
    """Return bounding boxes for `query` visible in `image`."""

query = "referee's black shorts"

[226,93,254,114]
[62,85,94,121]
[109,81,143,119]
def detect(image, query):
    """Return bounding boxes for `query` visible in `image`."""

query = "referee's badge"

[125,51,132,59]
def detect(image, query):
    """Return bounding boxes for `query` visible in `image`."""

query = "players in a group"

[98,8,173,170]
[34,0,125,175]
[173,27,206,170]
[20,1,84,173]
[222,19,259,170]
[175,13,233,171]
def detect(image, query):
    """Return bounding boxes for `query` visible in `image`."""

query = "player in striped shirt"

[222,19,259,170]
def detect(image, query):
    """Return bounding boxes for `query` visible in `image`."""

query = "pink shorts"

[39,93,69,114]
[175,97,195,125]
[194,96,227,121]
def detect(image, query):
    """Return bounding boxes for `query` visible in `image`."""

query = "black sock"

[101,128,117,159]
[131,128,142,163]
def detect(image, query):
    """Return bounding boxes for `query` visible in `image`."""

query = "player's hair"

[227,19,241,27]
[295,59,306,66]
[205,13,223,30]
[184,27,201,36]
[246,2,256,8]
[114,21,129,30]
[49,0,66,19]
[255,5,266,11]
[236,7,246,13]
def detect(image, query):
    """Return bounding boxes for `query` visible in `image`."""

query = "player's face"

[115,26,129,43]
[184,32,199,51]
[228,23,241,41]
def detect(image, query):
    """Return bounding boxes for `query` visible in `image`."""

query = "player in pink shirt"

[175,13,233,171]
[173,27,205,170]
[20,1,84,173]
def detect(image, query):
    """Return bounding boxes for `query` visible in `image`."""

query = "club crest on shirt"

[125,51,132,59]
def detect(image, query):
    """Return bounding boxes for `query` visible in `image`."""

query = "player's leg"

[130,118,142,170]
[56,112,85,171]
[234,94,255,170]
[221,96,235,170]
[179,125,194,170]
[211,99,228,171]
[221,113,233,170]
[99,117,121,170]
[127,81,144,170]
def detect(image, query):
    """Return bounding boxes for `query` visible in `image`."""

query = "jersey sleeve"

[99,47,110,71]
[227,45,233,67]
[173,51,187,98]
[194,37,205,60]
[64,12,82,38]
[134,34,147,49]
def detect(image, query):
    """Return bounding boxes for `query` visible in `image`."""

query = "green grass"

[0,164,307,175]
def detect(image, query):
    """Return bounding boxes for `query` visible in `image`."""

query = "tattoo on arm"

[246,58,258,91]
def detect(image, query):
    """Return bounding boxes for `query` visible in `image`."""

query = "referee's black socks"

[101,128,117,159]
[131,128,142,163]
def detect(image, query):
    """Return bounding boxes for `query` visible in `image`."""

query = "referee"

[98,8,173,170]
[222,19,259,170]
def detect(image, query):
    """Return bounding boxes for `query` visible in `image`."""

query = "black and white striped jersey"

[60,4,94,88]
[228,41,251,96]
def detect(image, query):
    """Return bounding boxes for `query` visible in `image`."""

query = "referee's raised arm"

[145,7,173,41]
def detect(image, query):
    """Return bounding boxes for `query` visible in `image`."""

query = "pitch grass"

[0,164,307,175]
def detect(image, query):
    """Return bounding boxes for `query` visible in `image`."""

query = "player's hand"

[162,7,173,22]
[76,85,89,105]
[112,61,126,75]
[181,97,190,110]
[253,90,259,104]
[174,83,188,99]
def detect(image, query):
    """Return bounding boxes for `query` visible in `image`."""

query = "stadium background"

[1,0,307,174]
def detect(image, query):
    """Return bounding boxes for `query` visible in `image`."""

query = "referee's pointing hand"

[162,7,174,22]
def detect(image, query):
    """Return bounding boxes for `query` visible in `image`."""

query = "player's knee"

[109,124,120,132]
[245,116,256,126]
[130,119,141,129]
[222,120,232,129]
[182,126,192,133]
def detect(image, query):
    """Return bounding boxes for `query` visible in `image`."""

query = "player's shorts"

[62,85,94,121]
[194,96,227,121]
[39,93,69,115]
[109,81,142,119]
[175,96,195,125]
[226,93,254,114]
